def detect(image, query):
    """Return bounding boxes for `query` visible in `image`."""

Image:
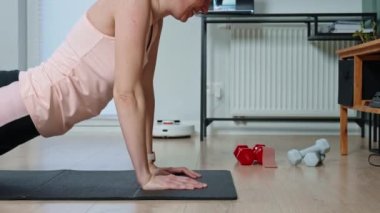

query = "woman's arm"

[113,0,206,190]
[143,20,163,159]
[142,20,202,179]
[113,0,151,186]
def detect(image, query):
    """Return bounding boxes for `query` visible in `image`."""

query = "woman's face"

[172,0,210,22]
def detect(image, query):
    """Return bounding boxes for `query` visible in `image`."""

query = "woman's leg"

[0,81,28,127]
[0,70,40,155]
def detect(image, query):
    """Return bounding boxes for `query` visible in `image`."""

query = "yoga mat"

[0,170,237,200]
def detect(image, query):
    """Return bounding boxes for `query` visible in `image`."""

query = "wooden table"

[337,39,380,155]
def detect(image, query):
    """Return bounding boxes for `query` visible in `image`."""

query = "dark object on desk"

[208,0,254,15]
[338,60,354,106]
[369,92,380,108]
[338,60,380,107]
[367,113,380,167]
[0,170,237,200]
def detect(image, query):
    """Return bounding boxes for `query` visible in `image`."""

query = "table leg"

[200,16,207,141]
[340,106,348,155]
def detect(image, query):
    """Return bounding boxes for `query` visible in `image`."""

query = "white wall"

[0,0,18,70]
[40,0,94,60]
[36,0,362,125]
[0,0,26,70]
[154,17,202,120]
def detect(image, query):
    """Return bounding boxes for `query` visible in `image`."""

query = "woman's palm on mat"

[144,164,207,190]
[142,174,207,190]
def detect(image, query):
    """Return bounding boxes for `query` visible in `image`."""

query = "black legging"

[0,70,40,155]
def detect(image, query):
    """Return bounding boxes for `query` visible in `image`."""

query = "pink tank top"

[19,14,155,137]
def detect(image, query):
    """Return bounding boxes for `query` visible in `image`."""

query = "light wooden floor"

[0,127,379,213]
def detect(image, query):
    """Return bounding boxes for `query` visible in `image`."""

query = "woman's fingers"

[165,175,207,190]
[142,174,207,190]
[177,176,207,188]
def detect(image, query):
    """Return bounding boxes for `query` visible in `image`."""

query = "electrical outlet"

[214,82,223,99]
[207,82,223,99]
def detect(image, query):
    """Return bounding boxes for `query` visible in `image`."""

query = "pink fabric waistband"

[0,82,28,127]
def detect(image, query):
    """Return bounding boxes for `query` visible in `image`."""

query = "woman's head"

[153,0,210,22]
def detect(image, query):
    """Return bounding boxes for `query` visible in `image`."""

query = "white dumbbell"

[303,152,326,167]
[287,138,330,166]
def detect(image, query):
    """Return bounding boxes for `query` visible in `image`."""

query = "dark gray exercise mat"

[0,170,237,200]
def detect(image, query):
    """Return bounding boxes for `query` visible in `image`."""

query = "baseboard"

[208,122,360,136]
[74,116,361,136]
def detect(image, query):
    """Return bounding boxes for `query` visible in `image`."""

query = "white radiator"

[228,25,356,117]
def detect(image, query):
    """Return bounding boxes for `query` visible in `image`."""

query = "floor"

[0,127,379,213]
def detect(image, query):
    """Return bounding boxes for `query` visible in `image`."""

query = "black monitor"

[208,0,254,15]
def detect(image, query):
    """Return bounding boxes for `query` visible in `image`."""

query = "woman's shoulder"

[87,0,119,38]
[88,0,155,35]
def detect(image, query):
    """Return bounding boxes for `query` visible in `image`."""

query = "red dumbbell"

[252,144,266,165]
[233,145,254,165]
[234,144,266,165]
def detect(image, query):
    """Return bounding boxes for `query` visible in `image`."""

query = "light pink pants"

[0,81,28,127]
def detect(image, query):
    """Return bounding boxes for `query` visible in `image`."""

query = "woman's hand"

[149,163,202,179]
[142,164,207,190]
[142,174,207,190]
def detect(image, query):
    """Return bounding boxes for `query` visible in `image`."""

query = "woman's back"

[19,13,116,137]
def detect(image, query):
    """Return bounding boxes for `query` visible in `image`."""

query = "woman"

[0,0,210,190]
